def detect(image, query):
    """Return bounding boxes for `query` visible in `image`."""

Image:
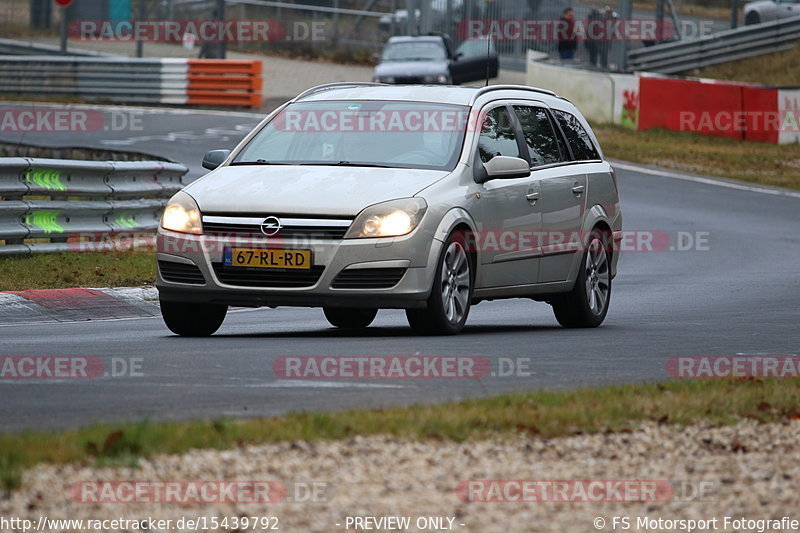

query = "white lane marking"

[0,306,261,328]
[240,380,406,389]
[0,99,264,119]
[612,160,800,199]
[0,379,407,389]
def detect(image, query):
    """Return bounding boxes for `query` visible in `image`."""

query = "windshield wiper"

[229,159,291,166]
[298,161,395,168]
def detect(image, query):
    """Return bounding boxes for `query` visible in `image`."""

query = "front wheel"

[550,232,611,328]
[406,232,472,335]
[160,301,227,336]
[323,307,378,329]
[745,11,760,25]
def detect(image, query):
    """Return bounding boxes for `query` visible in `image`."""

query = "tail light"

[610,166,619,192]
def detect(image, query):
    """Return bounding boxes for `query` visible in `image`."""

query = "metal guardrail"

[628,15,800,74]
[228,0,386,18]
[0,55,263,107]
[0,158,187,256]
[0,37,108,57]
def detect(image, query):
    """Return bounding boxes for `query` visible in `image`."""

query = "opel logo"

[260,216,282,236]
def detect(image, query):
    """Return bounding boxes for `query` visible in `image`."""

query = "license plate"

[223,247,312,270]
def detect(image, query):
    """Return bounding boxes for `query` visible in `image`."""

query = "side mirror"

[202,149,231,170]
[482,156,531,180]
[452,51,463,60]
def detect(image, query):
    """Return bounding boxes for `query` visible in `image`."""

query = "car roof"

[294,84,566,108]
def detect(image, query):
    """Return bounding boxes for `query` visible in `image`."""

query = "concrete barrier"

[526,53,614,124]
[526,52,798,145]
[609,73,639,129]
[778,89,800,145]
[526,51,638,128]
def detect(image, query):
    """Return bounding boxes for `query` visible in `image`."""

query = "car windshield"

[382,41,447,61]
[233,100,469,171]
[457,39,496,57]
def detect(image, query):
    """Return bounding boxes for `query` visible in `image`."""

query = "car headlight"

[160,191,202,235]
[344,198,427,239]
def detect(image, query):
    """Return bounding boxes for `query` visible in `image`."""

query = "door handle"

[571,185,585,195]
[525,191,539,204]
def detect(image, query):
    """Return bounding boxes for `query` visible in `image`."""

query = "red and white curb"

[0,286,159,325]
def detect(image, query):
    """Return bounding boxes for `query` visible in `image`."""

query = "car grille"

[212,264,325,288]
[202,215,352,241]
[331,268,407,289]
[158,261,205,285]
[393,76,425,84]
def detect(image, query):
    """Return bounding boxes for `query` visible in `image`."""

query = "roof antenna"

[484,33,491,87]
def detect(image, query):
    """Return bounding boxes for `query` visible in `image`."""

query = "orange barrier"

[186,59,263,108]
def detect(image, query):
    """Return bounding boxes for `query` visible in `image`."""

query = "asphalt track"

[0,104,798,431]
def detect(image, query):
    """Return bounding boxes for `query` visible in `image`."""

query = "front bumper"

[155,228,439,309]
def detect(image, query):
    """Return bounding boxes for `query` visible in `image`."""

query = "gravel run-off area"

[3,419,800,532]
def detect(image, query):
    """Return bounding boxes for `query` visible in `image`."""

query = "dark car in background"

[372,35,498,85]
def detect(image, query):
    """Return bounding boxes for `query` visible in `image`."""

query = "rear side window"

[477,107,520,163]
[513,106,564,167]
[552,110,601,161]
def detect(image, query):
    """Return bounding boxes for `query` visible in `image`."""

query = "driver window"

[477,107,520,163]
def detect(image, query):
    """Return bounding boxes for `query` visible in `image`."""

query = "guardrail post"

[619,0,633,71]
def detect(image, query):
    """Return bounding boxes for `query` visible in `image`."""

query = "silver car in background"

[744,0,800,24]
[157,84,622,336]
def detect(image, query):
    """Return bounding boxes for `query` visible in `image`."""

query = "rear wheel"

[323,307,378,329]
[551,231,611,328]
[160,301,227,336]
[406,231,472,335]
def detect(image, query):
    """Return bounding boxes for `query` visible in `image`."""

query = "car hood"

[374,60,450,78]
[183,165,449,217]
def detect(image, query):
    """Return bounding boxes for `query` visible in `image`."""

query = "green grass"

[0,252,155,291]
[594,124,800,190]
[689,41,800,86]
[631,0,732,19]
[2,378,800,490]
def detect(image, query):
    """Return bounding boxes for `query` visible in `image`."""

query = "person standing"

[557,7,578,60]
[586,8,602,66]
[599,6,618,69]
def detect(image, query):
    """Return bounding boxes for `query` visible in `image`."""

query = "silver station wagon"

[157,83,623,336]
